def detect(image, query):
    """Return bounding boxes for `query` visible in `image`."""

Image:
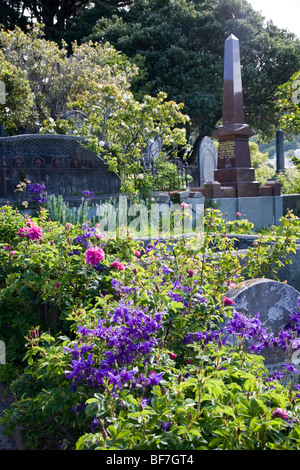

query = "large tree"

[88,0,300,161]
[0,0,133,40]
[276,70,300,139]
[0,49,34,134]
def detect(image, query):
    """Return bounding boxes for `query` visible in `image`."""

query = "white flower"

[138,173,144,180]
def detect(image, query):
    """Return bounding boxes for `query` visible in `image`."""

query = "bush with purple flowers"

[1,204,300,450]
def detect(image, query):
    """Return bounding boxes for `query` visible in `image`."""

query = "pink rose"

[181,202,189,209]
[223,297,234,306]
[272,408,288,420]
[85,246,105,266]
[236,212,242,217]
[27,225,43,241]
[110,260,125,271]
[18,227,30,237]
[18,224,43,241]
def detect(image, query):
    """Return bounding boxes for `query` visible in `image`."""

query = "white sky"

[248,0,300,37]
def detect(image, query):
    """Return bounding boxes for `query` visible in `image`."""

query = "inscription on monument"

[218,140,235,159]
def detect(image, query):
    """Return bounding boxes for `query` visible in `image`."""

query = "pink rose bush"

[18,218,43,241]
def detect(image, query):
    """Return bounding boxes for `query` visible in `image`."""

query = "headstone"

[197,136,218,186]
[144,137,162,168]
[225,278,300,374]
[276,129,285,174]
[212,34,260,197]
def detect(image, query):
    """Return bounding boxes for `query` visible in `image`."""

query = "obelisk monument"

[212,34,260,197]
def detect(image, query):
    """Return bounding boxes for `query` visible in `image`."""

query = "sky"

[248,0,300,37]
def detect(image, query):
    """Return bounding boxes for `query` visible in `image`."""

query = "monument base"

[202,179,281,199]
[204,195,283,230]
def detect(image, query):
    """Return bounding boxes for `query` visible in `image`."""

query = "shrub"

[0,203,300,450]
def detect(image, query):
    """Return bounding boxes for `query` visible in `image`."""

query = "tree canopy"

[276,70,300,139]
[0,0,133,40]
[87,0,300,160]
[0,24,188,193]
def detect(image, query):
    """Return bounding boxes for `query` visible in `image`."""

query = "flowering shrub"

[0,204,300,450]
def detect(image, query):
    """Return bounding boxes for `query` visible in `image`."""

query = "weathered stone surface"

[197,136,218,186]
[225,278,300,372]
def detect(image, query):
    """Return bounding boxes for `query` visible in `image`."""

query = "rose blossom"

[272,408,288,420]
[85,246,105,266]
[27,225,43,241]
[110,260,125,271]
[18,224,43,241]
[223,297,234,306]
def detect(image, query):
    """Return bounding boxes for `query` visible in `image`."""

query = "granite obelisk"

[212,34,260,197]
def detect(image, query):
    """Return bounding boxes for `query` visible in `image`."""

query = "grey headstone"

[225,278,300,374]
[144,137,162,168]
[197,137,218,186]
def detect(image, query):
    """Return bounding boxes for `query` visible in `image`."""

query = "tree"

[0,24,188,193]
[0,50,34,134]
[276,70,300,139]
[0,0,28,31]
[249,141,275,185]
[0,24,138,130]
[88,0,300,161]
[0,1,134,40]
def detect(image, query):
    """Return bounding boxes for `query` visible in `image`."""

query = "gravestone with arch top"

[225,278,300,375]
[197,136,218,187]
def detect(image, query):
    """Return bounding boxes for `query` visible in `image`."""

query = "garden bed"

[0,204,300,450]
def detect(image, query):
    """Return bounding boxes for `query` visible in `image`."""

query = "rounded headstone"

[198,137,218,186]
[225,278,300,373]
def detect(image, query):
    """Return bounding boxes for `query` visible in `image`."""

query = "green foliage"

[277,167,300,195]
[276,70,300,138]
[0,50,34,134]
[88,0,300,147]
[0,202,300,450]
[249,141,276,185]
[0,23,139,133]
[74,90,189,195]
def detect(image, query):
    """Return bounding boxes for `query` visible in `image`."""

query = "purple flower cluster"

[64,301,165,391]
[82,190,94,202]
[27,183,48,204]
[224,311,274,353]
[74,223,103,248]
[184,304,300,364]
